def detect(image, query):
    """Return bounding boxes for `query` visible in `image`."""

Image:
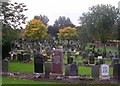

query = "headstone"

[92,65,99,77]
[65,64,71,76]
[13,54,16,61]
[111,58,119,66]
[34,53,44,73]
[69,63,78,76]
[106,52,110,60]
[99,64,110,80]
[17,53,23,61]
[89,56,95,64]
[51,49,64,74]
[45,62,51,78]
[2,59,9,73]
[67,56,73,64]
[113,64,120,79]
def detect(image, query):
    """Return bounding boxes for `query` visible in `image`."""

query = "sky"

[11,0,120,26]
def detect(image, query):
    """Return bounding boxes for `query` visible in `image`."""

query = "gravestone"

[65,64,71,76]
[17,53,23,61]
[113,64,120,79]
[111,58,119,66]
[69,63,78,76]
[99,64,110,80]
[45,62,51,78]
[13,54,17,61]
[34,53,44,73]
[106,52,110,60]
[89,56,94,64]
[85,49,89,59]
[2,59,9,73]
[92,65,99,77]
[51,49,64,74]
[67,56,73,64]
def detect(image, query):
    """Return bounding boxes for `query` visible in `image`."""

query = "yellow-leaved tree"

[57,26,77,40]
[23,19,48,41]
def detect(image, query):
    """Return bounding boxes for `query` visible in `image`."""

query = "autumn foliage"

[23,19,48,41]
[57,27,77,40]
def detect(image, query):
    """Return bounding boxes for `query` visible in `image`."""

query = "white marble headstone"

[99,64,110,80]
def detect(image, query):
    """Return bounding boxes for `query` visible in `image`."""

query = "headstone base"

[34,73,44,78]
[49,73,64,80]
[99,75,110,80]
[68,76,80,79]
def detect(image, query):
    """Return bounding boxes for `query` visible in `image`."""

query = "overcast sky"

[11,0,120,26]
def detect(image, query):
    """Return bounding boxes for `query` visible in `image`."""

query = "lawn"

[2,77,62,84]
[9,62,34,73]
[9,62,113,76]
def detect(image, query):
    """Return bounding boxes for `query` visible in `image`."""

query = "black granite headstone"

[13,54,16,61]
[89,56,94,64]
[112,58,119,66]
[34,53,44,73]
[113,64,120,79]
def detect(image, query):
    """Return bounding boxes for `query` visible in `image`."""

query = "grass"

[9,61,113,76]
[78,66,91,76]
[9,62,34,73]
[2,77,62,84]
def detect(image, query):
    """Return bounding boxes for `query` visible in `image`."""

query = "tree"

[2,26,19,58]
[54,16,75,29]
[23,19,48,41]
[50,16,75,37]
[79,4,119,57]
[57,26,77,40]
[34,14,49,26]
[1,2,28,29]
[48,25,58,37]
[1,1,28,58]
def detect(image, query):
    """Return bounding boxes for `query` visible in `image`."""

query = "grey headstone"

[2,59,9,73]
[69,63,78,76]
[45,62,51,78]
[65,64,71,76]
[92,65,99,77]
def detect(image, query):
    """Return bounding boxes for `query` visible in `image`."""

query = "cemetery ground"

[2,45,120,84]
